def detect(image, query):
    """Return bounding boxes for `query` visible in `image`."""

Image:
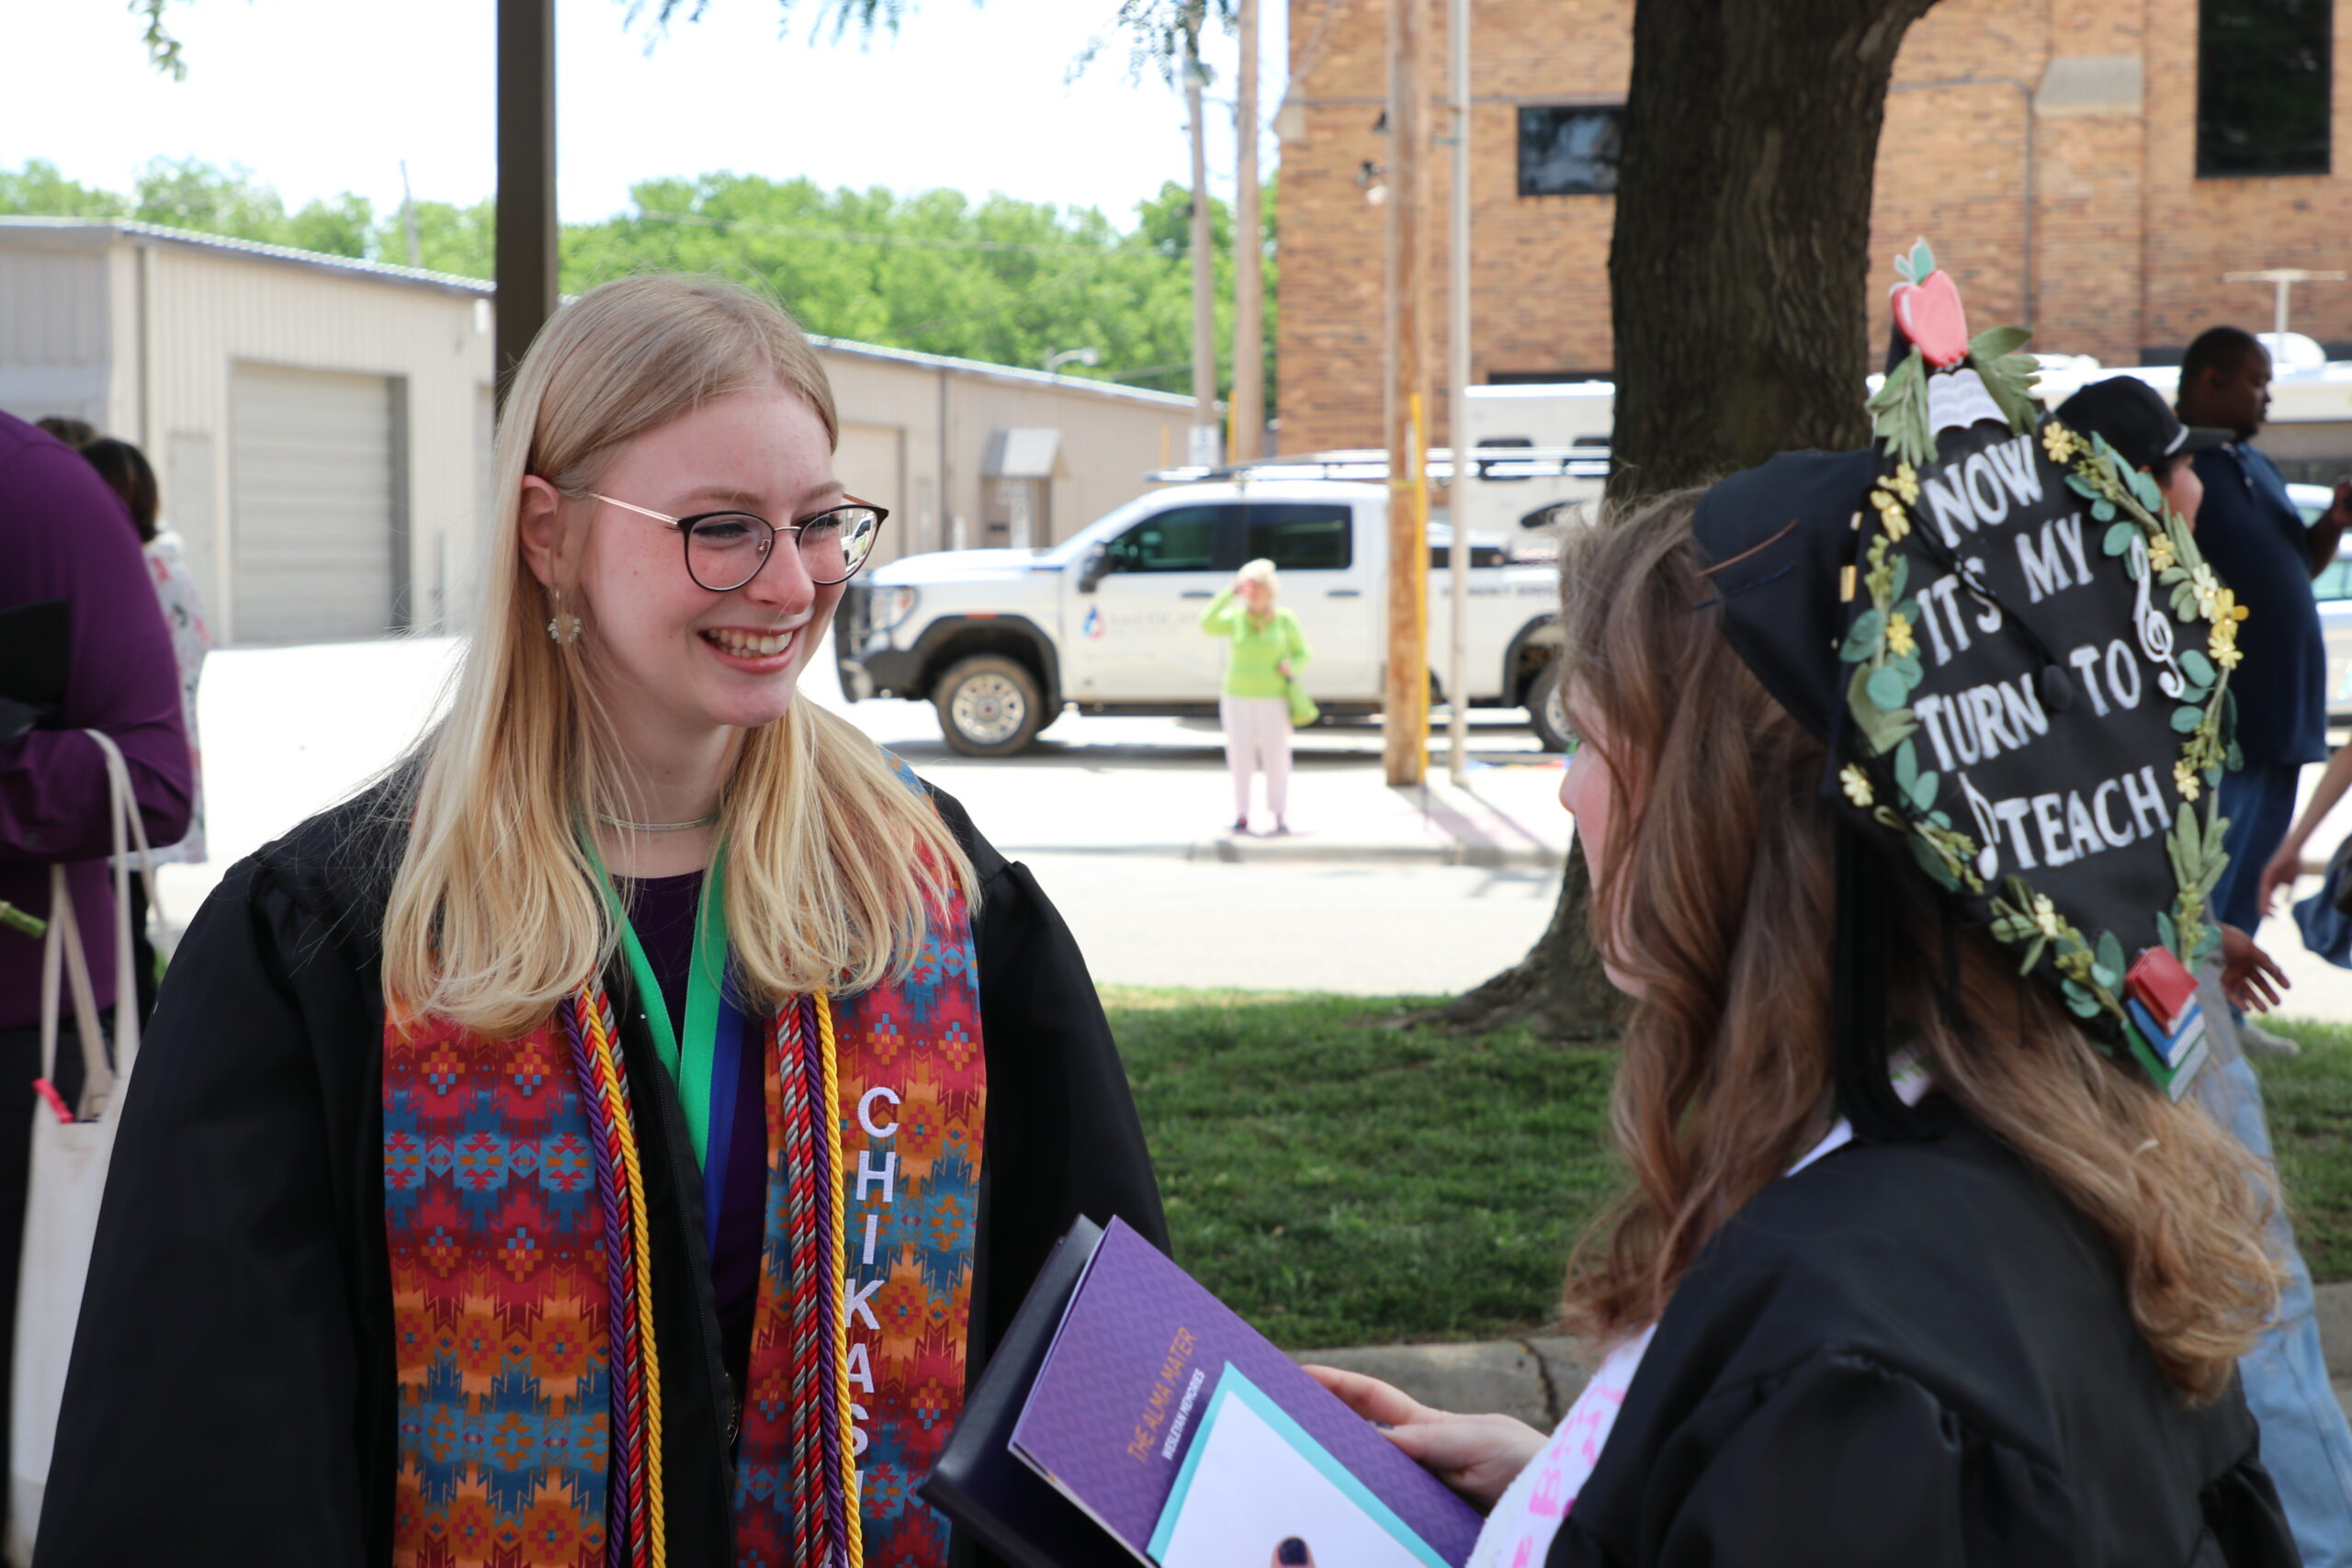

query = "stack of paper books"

[2123,948,2209,1102]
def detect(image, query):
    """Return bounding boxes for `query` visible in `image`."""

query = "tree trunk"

[1441,0,1938,1037]
[1432,838,1626,1038]
[1609,0,1939,492]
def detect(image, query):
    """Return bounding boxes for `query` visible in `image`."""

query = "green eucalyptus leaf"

[2090,498,2116,522]
[1892,652,1924,682]
[2170,705,2205,733]
[2194,925,2222,962]
[2227,739,2245,772]
[2062,980,2102,1019]
[2156,910,2181,959]
[2130,467,2164,511]
[1888,556,1910,602]
[2102,521,2137,557]
[1909,771,1940,812]
[1971,326,2033,360]
[1910,833,1959,889]
[2064,472,2099,500]
[1895,739,1920,790]
[1868,667,1911,712]
[2179,649,2215,687]
[1840,608,1887,662]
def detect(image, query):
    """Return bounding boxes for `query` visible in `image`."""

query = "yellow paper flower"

[2031,894,2063,941]
[2191,564,2221,619]
[2211,586,2249,627]
[2175,760,2201,802]
[1885,611,1917,659]
[2215,640,2244,671]
[2148,533,2176,572]
[1884,462,1921,505]
[2041,423,2079,464]
[1869,487,1911,541]
[1839,764,1873,807]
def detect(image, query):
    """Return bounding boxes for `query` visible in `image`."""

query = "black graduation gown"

[1547,1097,2300,1568]
[32,779,1168,1568]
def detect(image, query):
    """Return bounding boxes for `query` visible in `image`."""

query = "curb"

[1292,1280,2352,1429]
[998,839,1566,868]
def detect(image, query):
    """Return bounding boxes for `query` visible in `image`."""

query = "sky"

[4,0,1286,229]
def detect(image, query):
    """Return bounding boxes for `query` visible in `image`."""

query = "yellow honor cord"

[817,991,865,1568]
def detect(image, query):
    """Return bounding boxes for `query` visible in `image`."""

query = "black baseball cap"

[2054,377,2229,473]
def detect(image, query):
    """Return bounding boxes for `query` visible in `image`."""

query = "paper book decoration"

[2125,945,2200,1032]
[1827,240,2241,1095]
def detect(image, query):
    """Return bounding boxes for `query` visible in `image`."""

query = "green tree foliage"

[0,161,127,219]
[0,159,1275,407]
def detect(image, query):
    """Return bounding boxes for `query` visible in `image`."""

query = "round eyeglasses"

[589,491,887,590]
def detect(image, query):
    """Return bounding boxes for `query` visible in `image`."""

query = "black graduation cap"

[1692,241,2239,1122]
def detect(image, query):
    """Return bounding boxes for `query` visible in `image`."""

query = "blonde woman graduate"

[36,276,1166,1568]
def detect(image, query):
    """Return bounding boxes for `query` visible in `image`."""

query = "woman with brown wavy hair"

[1310,431,2301,1563]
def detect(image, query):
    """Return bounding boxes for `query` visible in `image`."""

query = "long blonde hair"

[382,275,973,1036]
[1555,489,2281,1401]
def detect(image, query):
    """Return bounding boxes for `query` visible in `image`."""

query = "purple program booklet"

[1007,1219,1484,1567]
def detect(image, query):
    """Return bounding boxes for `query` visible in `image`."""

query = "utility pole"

[1383,0,1430,786]
[1185,8,1222,468]
[1231,0,1264,463]
[495,0,559,408]
[1443,0,1470,782]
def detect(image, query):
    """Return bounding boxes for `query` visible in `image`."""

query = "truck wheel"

[1525,661,1573,752]
[934,655,1046,757]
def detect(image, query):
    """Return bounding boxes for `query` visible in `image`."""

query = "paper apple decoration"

[1891,239,1970,368]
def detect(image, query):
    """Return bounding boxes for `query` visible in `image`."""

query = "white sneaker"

[2241,1021,2303,1058]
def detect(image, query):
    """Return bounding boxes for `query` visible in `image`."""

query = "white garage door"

[230,364,400,643]
[835,422,905,569]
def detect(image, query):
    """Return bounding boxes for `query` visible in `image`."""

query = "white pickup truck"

[833,479,1569,755]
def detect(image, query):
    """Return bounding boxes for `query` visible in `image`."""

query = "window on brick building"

[2199,0,2332,176]
[1518,106,1623,197]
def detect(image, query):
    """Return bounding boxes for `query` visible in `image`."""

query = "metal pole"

[494,0,558,409]
[1185,14,1220,466]
[1444,0,1470,783]
[1382,0,1430,787]
[1231,0,1264,463]
[2278,278,2291,338]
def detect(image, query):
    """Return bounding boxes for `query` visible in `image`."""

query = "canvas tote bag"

[6,732,151,1566]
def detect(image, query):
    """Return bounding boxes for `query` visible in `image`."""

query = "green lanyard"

[583,834,730,1171]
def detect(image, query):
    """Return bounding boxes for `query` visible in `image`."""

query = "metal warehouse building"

[0,217,1193,645]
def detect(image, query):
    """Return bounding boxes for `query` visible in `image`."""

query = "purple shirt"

[618,870,768,1404]
[0,412,192,1029]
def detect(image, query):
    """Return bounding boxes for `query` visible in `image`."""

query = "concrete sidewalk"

[1293,1280,2352,1431]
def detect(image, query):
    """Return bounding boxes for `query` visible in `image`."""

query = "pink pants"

[1219,695,1292,822]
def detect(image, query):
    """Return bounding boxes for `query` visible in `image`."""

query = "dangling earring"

[547,586,582,645]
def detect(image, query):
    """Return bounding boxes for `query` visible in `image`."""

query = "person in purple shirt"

[0,408,190,1540]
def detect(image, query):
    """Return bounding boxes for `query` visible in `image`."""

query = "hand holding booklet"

[921,1218,1482,1568]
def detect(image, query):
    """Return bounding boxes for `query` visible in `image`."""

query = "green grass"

[1105,995,2352,1351]
[2251,1019,2352,1283]
[1102,987,1621,1350]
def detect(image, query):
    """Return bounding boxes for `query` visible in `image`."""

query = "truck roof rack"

[1143,444,1613,486]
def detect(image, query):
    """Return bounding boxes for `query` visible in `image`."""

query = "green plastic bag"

[1286,680,1320,728]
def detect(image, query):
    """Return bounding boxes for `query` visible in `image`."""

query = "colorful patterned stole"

[385,888,987,1568]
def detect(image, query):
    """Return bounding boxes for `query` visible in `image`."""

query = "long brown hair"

[1555,488,2281,1401]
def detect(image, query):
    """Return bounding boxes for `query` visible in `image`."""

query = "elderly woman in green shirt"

[1199,558,1311,834]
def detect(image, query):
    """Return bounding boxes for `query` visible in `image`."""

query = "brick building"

[1276,0,2352,455]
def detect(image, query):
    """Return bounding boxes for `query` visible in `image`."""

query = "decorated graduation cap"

[1692,240,2241,1121]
